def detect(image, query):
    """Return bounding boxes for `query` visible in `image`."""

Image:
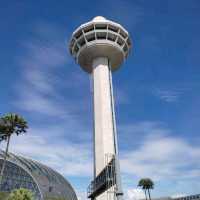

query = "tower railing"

[87,154,116,199]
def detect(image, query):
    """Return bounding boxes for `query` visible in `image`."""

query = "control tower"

[69,16,131,200]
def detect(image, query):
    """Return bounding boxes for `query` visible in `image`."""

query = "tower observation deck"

[69,16,131,200]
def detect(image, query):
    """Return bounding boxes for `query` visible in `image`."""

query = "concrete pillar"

[92,57,115,176]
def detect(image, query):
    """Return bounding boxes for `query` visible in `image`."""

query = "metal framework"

[0,151,78,200]
[173,194,200,200]
[87,154,116,199]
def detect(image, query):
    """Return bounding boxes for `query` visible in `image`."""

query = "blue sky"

[1,0,200,199]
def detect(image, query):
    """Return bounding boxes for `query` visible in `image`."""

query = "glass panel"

[0,160,41,200]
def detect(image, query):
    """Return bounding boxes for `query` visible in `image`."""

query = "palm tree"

[0,113,28,186]
[138,179,148,200]
[138,178,154,200]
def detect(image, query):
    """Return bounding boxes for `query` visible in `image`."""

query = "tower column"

[92,57,115,176]
[69,16,131,200]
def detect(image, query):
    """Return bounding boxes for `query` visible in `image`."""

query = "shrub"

[7,188,34,200]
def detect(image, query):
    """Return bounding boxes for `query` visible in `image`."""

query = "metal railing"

[87,155,116,199]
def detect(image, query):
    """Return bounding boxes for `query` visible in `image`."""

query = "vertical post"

[92,57,115,176]
[108,62,123,200]
[0,135,11,187]
[92,57,116,200]
[91,57,123,200]
[90,73,96,179]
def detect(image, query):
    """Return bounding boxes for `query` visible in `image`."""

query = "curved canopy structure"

[0,151,78,200]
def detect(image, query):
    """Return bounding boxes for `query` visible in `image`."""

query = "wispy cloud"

[76,191,88,200]
[114,87,130,105]
[15,24,66,115]
[11,22,93,198]
[118,121,170,148]
[2,128,92,177]
[15,21,89,120]
[121,135,200,180]
[153,88,182,102]
[120,122,200,182]
[2,120,200,198]
[16,90,68,117]
[126,188,145,200]
[117,121,200,196]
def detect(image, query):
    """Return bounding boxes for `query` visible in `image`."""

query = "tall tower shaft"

[92,57,115,175]
[69,16,131,200]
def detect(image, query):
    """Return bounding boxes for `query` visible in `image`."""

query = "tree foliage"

[7,188,34,200]
[138,178,154,190]
[138,178,154,200]
[0,113,28,185]
[0,113,28,141]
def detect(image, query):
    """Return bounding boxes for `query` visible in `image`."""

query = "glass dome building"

[0,151,78,200]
